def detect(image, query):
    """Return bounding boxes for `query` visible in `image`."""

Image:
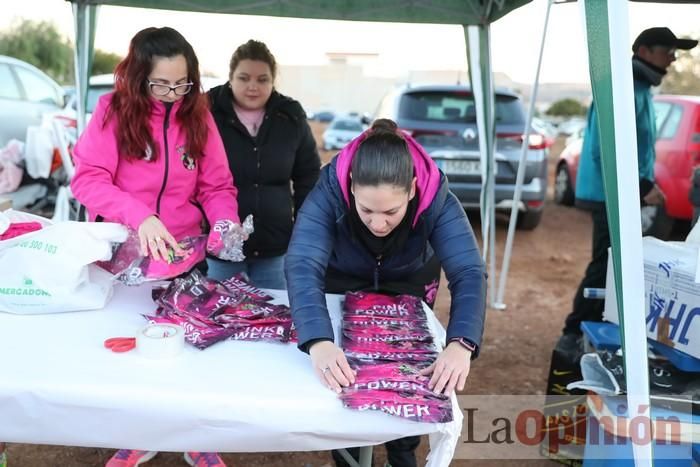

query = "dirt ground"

[7,129,594,466]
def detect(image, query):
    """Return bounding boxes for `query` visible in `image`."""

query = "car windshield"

[333,120,363,131]
[398,91,525,125]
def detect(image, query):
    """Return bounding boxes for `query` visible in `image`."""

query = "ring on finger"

[322,366,330,374]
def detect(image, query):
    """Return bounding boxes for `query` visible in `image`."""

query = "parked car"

[61,74,223,125]
[322,116,366,150]
[347,111,373,125]
[532,117,558,139]
[564,125,586,147]
[375,84,552,229]
[61,73,114,125]
[200,76,226,92]
[554,94,700,239]
[308,110,335,123]
[554,137,581,207]
[0,55,66,146]
[557,117,587,136]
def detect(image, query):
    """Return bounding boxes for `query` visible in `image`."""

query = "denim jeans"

[206,254,287,290]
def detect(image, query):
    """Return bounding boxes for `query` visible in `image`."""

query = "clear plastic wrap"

[207,215,254,262]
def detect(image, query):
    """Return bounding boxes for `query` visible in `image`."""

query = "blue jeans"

[206,255,287,290]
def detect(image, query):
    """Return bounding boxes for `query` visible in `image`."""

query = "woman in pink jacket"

[71,27,236,467]
[72,27,240,266]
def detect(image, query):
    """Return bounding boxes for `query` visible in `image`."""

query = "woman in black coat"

[207,39,321,288]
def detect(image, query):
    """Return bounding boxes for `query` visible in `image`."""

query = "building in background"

[275,51,591,119]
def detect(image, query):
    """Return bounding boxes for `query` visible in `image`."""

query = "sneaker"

[184,452,227,467]
[555,333,583,362]
[105,449,158,466]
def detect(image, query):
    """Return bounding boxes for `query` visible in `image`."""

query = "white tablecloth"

[0,283,462,466]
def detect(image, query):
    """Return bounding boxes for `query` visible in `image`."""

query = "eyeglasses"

[147,80,194,96]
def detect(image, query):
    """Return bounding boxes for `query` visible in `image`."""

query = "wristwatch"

[449,337,477,353]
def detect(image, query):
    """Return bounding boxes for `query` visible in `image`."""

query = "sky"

[2,1,699,84]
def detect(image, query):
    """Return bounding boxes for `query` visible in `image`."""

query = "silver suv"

[0,55,65,147]
[375,84,549,229]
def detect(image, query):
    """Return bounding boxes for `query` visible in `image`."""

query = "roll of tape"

[136,324,185,359]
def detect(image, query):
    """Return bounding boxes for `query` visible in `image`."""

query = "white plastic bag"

[24,125,55,179]
[0,210,128,314]
[52,185,71,222]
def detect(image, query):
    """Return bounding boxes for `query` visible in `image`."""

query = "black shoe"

[555,333,583,362]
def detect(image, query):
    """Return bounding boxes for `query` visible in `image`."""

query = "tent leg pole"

[465,24,497,305]
[581,0,653,464]
[358,446,372,467]
[71,1,98,135]
[494,0,554,309]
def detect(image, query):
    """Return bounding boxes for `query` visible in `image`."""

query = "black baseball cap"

[632,27,698,53]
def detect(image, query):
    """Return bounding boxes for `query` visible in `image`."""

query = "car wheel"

[554,163,575,206]
[640,205,674,240]
[516,209,543,230]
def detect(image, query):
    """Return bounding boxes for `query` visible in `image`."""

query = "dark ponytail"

[351,118,414,192]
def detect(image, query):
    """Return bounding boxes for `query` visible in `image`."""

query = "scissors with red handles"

[104,337,136,353]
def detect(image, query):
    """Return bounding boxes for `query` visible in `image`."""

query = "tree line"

[0,19,121,85]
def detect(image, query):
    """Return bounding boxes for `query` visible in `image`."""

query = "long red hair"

[106,27,209,161]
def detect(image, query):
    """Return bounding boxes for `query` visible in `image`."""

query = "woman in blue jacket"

[285,119,486,467]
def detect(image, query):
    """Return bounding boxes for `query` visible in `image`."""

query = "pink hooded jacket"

[71,93,239,240]
[334,129,442,227]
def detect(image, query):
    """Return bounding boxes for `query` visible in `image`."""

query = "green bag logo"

[0,277,51,297]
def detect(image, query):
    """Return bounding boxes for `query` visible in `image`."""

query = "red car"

[554,95,700,239]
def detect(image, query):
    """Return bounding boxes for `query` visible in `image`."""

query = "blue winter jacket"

[285,149,487,356]
[575,78,656,206]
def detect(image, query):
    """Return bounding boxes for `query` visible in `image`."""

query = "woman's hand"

[419,341,472,395]
[309,340,356,393]
[137,215,183,261]
[207,219,250,260]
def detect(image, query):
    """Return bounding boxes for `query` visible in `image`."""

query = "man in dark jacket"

[556,27,697,359]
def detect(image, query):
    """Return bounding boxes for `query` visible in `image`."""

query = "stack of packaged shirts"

[145,269,295,349]
[340,291,452,423]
